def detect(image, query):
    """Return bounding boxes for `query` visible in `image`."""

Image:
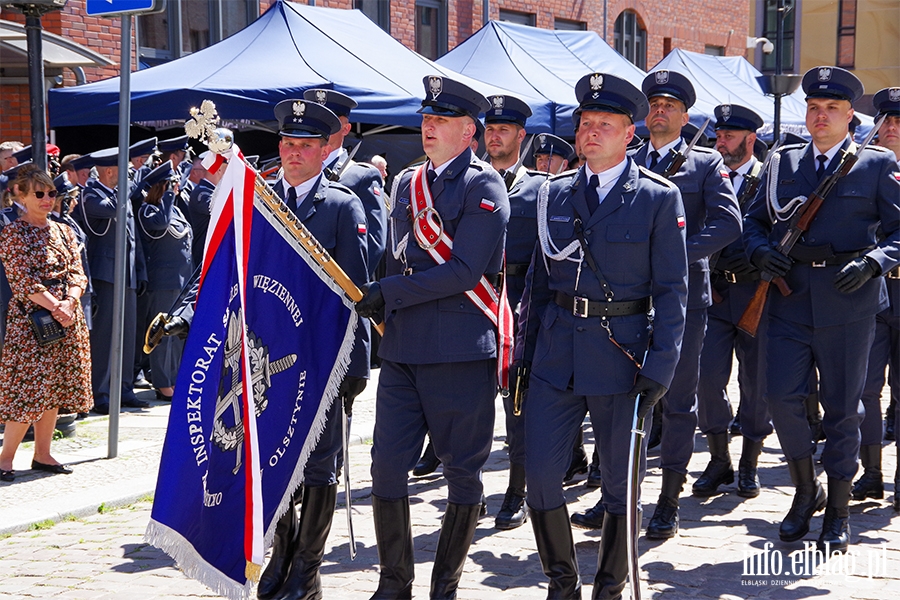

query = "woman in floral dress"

[0,165,92,482]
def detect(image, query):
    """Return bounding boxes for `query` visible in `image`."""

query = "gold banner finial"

[185,99,220,145]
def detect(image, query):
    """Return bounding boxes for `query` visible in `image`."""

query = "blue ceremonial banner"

[145,148,356,599]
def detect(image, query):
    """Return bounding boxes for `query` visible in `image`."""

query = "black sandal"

[0,469,14,482]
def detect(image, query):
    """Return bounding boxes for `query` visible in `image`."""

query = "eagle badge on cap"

[890,88,900,102]
[315,90,327,105]
[492,96,505,109]
[721,105,731,120]
[429,76,443,100]
[590,74,603,91]
[293,102,306,117]
[655,70,669,85]
[538,134,547,147]
[818,67,832,82]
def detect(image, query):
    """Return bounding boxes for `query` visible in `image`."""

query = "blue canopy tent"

[437,20,647,138]
[650,49,874,142]
[48,0,551,132]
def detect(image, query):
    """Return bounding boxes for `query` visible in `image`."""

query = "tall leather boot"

[779,457,825,542]
[272,485,336,600]
[817,478,851,554]
[885,396,896,442]
[258,498,299,599]
[692,433,734,496]
[430,503,481,599]
[571,497,606,530]
[737,438,764,498]
[413,436,441,477]
[646,469,685,540]
[851,444,884,500]
[591,512,628,600]
[371,495,414,600]
[495,463,527,530]
[805,393,825,443]
[529,504,582,599]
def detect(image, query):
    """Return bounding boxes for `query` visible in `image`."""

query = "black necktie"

[286,186,297,212]
[586,174,600,213]
[649,150,660,170]
[816,154,828,179]
[427,170,437,187]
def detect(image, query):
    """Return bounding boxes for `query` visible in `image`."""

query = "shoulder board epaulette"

[326,181,354,194]
[637,165,678,189]
[549,168,579,182]
[862,144,889,154]
[776,143,806,153]
[690,145,714,154]
[469,157,487,171]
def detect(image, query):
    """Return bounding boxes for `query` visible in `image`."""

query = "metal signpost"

[85,0,165,458]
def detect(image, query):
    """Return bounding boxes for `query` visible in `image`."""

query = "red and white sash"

[411,163,514,391]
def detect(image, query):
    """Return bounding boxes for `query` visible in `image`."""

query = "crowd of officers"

[1,64,899,600]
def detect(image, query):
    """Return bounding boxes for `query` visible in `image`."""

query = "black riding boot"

[571,497,606,530]
[817,478,852,554]
[779,457,825,542]
[529,503,582,599]
[591,513,628,600]
[430,503,481,599]
[851,444,884,500]
[258,498,298,599]
[272,484,337,600]
[413,436,441,477]
[495,463,527,530]
[646,469,685,540]
[737,438,764,498]
[371,495,414,600]
[692,433,734,496]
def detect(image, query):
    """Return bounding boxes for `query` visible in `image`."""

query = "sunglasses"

[33,190,59,199]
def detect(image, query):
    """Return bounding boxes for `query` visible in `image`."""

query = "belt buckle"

[812,260,826,268]
[887,268,900,280]
[725,272,737,284]
[572,296,589,318]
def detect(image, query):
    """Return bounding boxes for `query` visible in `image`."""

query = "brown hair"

[14,164,54,196]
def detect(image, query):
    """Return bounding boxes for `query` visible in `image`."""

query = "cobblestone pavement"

[1,371,900,599]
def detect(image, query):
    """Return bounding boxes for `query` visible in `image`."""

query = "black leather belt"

[887,267,900,280]
[713,270,760,284]
[788,244,868,267]
[506,263,529,277]
[554,291,651,318]
[485,273,502,289]
[42,278,63,286]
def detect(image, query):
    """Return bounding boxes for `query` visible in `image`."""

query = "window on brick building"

[614,10,646,70]
[416,0,447,60]
[760,0,795,72]
[554,18,587,31]
[836,0,857,68]
[138,0,259,67]
[355,0,391,33]
[499,9,535,27]
[704,45,725,56]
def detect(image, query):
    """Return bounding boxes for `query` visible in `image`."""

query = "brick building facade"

[1,0,749,145]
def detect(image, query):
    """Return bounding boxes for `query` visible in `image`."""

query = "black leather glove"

[355,282,385,320]
[834,257,878,293]
[717,253,755,276]
[162,316,191,340]
[91,300,99,320]
[338,376,367,417]
[137,280,148,297]
[627,374,668,420]
[751,245,792,279]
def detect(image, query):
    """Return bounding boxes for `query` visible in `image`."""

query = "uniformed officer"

[64,154,95,188]
[0,164,24,353]
[355,76,508,599]
[128,137,158,186]
[304,88,387,280]
[533,133,573,176]
[853,87,900,507]
[187,151,222,268]
[481,93,541,530]
[256,99,370,600]
[136,161,193,401]
[695,104,773,499]
[52,172,93,331]
[632,70,742,539]
[743,67,900,552]
[518,72,688,598]
[79,147,149,415]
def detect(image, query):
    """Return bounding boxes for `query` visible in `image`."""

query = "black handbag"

[21,304,67,346]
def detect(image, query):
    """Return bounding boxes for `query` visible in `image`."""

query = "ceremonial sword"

[626,348,651,600]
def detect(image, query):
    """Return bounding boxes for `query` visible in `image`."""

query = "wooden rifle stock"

[737,279,770,337]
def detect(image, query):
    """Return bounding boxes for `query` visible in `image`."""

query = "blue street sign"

[85,0,164,17]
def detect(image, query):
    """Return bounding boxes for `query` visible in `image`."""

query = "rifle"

[737,115,887,337]
[325,139,363,182]
[663,117,711,178]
